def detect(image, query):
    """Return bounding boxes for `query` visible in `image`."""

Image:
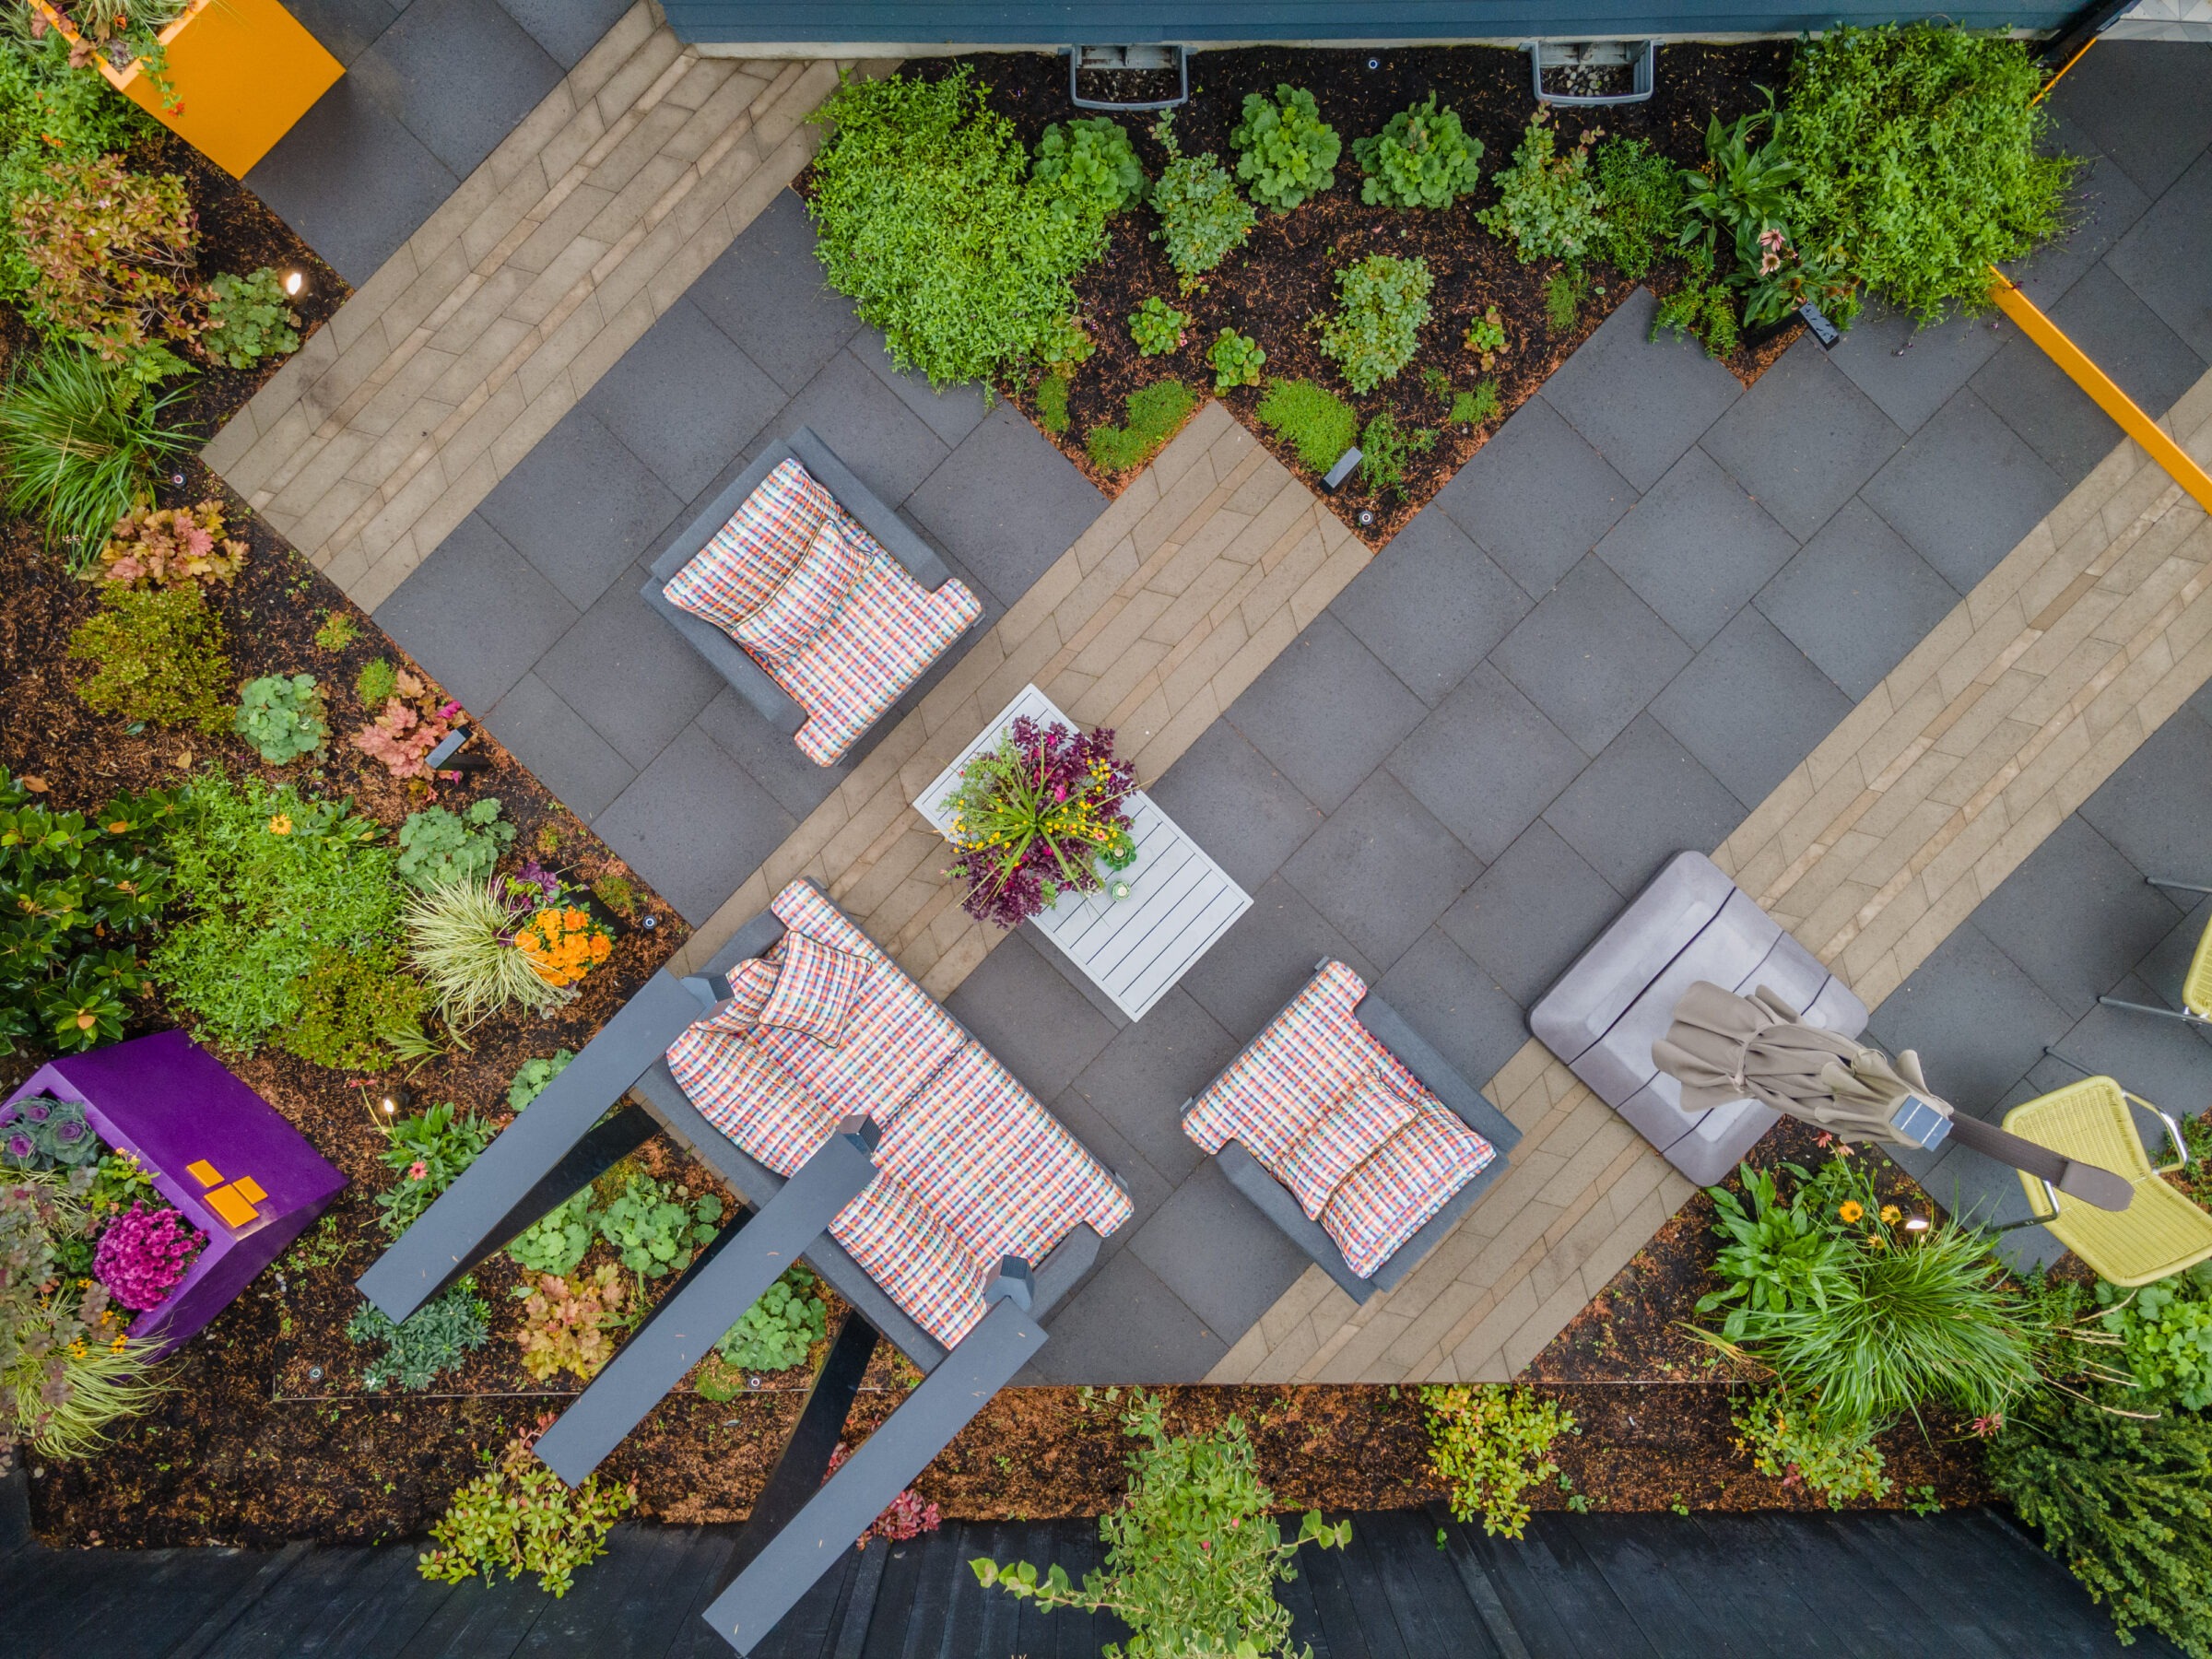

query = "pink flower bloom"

[1760,251,1782,275]
[408,1159,429,1181]
[438,701,463,720]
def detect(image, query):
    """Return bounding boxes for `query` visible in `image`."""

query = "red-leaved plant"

[825,1443,942,1547]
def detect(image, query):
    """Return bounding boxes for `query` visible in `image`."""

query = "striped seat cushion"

[758,931,871,1047]
[1321,1106,1496,1279]
[696,958,780,1034]
[775,535,981,767]
[663,458,832,632]
[663,1026,839,1177]
[733,511,873,666]
[1277,1072,1421,1220]
[831,1170,990,1348]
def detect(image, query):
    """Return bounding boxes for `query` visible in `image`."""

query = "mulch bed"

[924,44,1802,546]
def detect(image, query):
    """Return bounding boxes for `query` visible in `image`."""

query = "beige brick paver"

[202,5,866,612]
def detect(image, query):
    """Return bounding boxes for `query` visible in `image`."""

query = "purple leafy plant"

[939,719,1138,929]
[92,1201,206,1312]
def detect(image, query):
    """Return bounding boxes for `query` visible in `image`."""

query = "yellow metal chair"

[2098,877,2212,1027]
[2003,1076,2212,1286]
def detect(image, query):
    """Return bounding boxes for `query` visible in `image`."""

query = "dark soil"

[917,44,1800,546]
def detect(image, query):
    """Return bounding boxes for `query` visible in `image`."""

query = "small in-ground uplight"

[283,270,305,297]
[1904,1215,1931,1232]
[378,1085,408,1116]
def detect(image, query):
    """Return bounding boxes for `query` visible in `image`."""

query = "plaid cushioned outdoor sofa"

[647,880,1133,1353]
[641,428,982,767]
[1183,960,1521,1300]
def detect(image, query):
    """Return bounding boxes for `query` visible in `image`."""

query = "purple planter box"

[5,1030,347,1357]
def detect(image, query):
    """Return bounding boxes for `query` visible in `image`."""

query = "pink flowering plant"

[826,1442,943,1547]
[90,1199,205,1312]
[939,717,1138,929]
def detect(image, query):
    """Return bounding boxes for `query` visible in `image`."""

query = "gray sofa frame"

[1182,961,1523,1302]
[641,426,968,742]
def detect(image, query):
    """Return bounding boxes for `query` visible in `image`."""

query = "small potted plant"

[939,717,1138,929]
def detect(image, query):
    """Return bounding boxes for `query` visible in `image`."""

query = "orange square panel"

[229,1175,268,1205]
[185,1159,222,1187]
[205,1185,259,1229]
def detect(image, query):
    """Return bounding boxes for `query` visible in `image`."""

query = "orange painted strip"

[1988,266,2212,515]
[2033,36,2097,105]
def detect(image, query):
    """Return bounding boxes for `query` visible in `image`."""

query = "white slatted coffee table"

[914,686,1251,1022]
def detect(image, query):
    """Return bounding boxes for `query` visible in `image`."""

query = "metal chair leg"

[2097,994,2206,1026]
[2147,877,2212,896]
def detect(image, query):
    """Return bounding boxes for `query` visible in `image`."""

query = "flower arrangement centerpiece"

[940,717,1137,929]
[515,903,613,988]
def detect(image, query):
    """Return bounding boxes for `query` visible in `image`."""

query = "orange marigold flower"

[1838,1200,1865,1223]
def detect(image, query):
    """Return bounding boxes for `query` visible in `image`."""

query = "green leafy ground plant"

[1253,378,1357,473]
[12,155,197,383]
[1321,254,1431,394]
[1230,84,1339,212]
[715,1264,827,1371]
[1594,136,1682,281]
[1477,111,1603,264]
[1148,112,1255,284]
[395,798,514,892]
[1731,1384,1890,1510]
[1086,380,1196,473]
[233,673,327,764]
[1207,327,1265,393]
[375,1102,490,1235]
[201,267,301,369]
[421,1431,634,1597]
[507,1049,574,1111]
[2097,1263,2212,1410]
[1128,296,1189,356]
[69,584,234,735]
[1031,116,1145,215]
[1448,381,1500,427]
[0,28,145,309]
[355,657,399,710]
[506,1187,595,1277]
[1356,409,1434,498]
[1354,94,1482,208]
[598,1172,722,1279]
[286,944,429,1072]
[1034,371,1069,433]
[1423,1382,1578,1538]
[346,1279,488,1392]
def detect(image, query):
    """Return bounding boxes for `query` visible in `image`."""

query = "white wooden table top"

[913,686,1252,1022]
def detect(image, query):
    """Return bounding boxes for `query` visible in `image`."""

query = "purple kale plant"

[92,1201,206,1312]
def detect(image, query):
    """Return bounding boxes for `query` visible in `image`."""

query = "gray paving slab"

[1030,1250,1229,1384]
[352,0,561,179]
[2107,148,2212,363]
[1281,769,1485,968]
[1858,388,2067,594]
[851,329,992,449]
[372,512,578,713]
[1756,500,1964,702]
[475,406,684,609]
[1540,712,1746,897]
[1827,304,2008,438]
[904,404,1107,610]
[1147,723,1324,892]
[1491,555,1692,758]
[481,669,637,822]
[1332,507,1530,706]
[494,0,630,69]
[1041,1087,1177,1253]
[945,931,1120,1104]
[243,78,457,284]
[1386,662,1587,865]
[2077,707,2212,880]
[1539,288,1742,491]
[2048,255,2211,417]
[1062,988,1242,1187]
[1969,816,2186,1020]
[687,191,865,397]
[535,564,726,768]
[1865,922,2074,1116]
[771,348,953,507]
[1651,607,1852,812]
[1225,612,1428,813]
[1593,446,1801,649]
[589,724,795,925]
[2137,899,2212,1012]
[1372,925,1531,1094]
[2042,40,2212,202]
[580,299,788,500]
[1698,338,1905,542]
[1177,875,1378,1041]
[693,685,851,821]
[1427,394,1637,598]
[1999,111,2154,312]
[1441,822,1624,1007]
[2045,980,2212,1120]
[283,0,400,65]
[1128,1159,1313,1339]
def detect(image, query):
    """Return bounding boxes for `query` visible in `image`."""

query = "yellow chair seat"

[2003,1076,2212,1288]
[2184,913,2212,1019]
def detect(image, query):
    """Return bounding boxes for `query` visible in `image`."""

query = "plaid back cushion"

[664,1025,840,1177]
[1277,1072,1421,1220]
[777,547,981,767]
[697,958,780,1034]
[1322,1106,1496,1279]
[758,930,871,1046]
[663,458,832,632]
[733,511,871,665]
[831,1169,990,1347]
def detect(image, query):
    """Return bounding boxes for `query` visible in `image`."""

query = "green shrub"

[421,1433,633,1597]
[1206,327,1265,393]
[1148,112,1255,283]
[1354,94,1482,208]
[0,29,145,308]
[1653,249,1741,359]
[507,1049,574,1112]
[506,1187,595,1277]
[313,610,359,651]
[1787,24,2071,322]
[375,1101,490,1236]
[1989,1387,2212,1658]
[151,774,401,1053]
[1477,112,1603,264]
[0,771,172,1057]
[346,1279,488,1392]
[1321,254,1430,394]
[1034,371,1070,434]
[598,1172,723,1279]
[1085,380,1196,473]
[69,583,233,735]
[232,673,326,764]
[1254,378,1357,472]
[972,1391,1348,1655]
[13,155,197,385]
[2097,1263,2212,1410]
[1594,136,1682,282]
[1031,115,1145,215]
[1357,409,1434,498]
[201,268,301,369]
[285,945,429,1072]
[1695,1163,1853,1341]
[355,657,399,710]
[1731,1385,1890,1510]
[806,71,1107,388]
[716,1265,827,1371]
[1423,1383,1577,1539]
[394,798,514,892]
[0,347,195,564]
[1449,380,1500,427]
[1128,295,1189,356]
[1544,267,1583,334]
[1230,84,1338,212]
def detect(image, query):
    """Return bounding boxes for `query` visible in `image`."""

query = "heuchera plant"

[826,1443,942,1547]
[92,1199,205,1311]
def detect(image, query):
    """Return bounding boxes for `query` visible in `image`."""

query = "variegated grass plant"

[403,877,572,1030]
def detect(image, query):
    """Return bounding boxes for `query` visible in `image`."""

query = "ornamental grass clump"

[90,1199,203,1310]
[939,715,1137,928]
[0,346,194,562]
[404,877,573,1028]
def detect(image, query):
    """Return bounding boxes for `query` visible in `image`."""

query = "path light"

[282,270,305,298]
[1904,1215,1930,1232]
[378,1086,408,1117]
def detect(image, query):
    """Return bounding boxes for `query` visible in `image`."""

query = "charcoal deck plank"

[1362,1509,1502,1658]
[1511,1517,1661,1659]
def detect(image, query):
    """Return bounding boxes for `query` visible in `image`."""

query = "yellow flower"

[267,813,293,835]
[1879,1205,1901,1225]
[111,1335,127,1353]
[1839,1200,1865,1223]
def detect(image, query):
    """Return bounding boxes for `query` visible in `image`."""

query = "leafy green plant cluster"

[394,798,513,892]
[68,582,234,735]
[420,1432,635,1597]
[516,1262,629,1382]
[1730,1385,1890,1511]
[1230,84,1338,212]
[286,944,429,1072]
[1695,1163,1851,1339]
[1357,409,1434,498]
[201,267,301,369]
[2097,1263,2212,1410]
[346,1279,488,1392]
[12,155,198,384]
[1253,378,1357,473]
[1207,327,1265,393]
[1031,115,1146,215]
[1462,304,1505,366]
[151,774,401,1053]
[597,1172,723,1279]
[1677,95,1799,264]
[375,1102,490,1236]
[508,1049,574,1111]
[1148,112,1255,284]
[1086,380,1196,474]
[0,769,172,1056]
[972,1391,1349,1657]
[1477,111,1603,264]
[1320,253,1431,394]
[1989,1387,2212,1658]
[0,28,146,308]
[1594,136,1682,281]
[506,1187,595,1277]
[1786,24,2071,322]
[1128,295,1189,356]
[355,657,399,710]
[1543,267,1583,334]
[715,1264,827,1371]
[0,347,194,562]
[232,673,326,764]
[1354,95,1482,208]
[1034,371,1069,433]
[1422,1382,1578,1539]
[1448,381,1499,427]
[806,70,1109,388]
[1652,248,1741,359]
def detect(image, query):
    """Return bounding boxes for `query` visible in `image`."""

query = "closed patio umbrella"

[1654,982,2133,1212]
